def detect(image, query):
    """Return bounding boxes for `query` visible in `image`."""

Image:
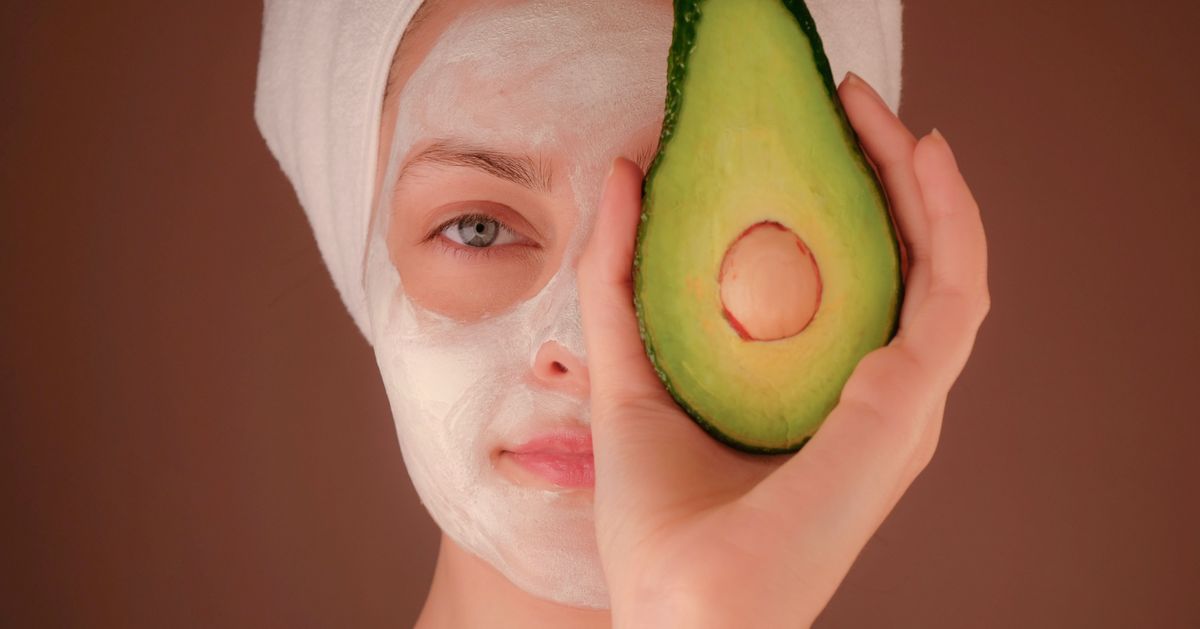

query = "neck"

[415,534,612,629]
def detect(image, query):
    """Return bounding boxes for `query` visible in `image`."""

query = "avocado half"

[634,0,903,453]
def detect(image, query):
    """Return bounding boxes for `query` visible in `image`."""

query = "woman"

[255,0,989,626]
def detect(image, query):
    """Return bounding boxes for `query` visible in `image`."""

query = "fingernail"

[844,71,887,108]
[930,128,959,165]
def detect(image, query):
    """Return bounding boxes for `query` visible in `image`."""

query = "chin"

[417,449,611,608]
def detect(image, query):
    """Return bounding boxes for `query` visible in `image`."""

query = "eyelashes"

[424,211,537,258]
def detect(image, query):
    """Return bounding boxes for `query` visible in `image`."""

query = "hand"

[577,72,990,628]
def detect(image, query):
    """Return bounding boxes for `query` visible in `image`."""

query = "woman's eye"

[439,214,522,248]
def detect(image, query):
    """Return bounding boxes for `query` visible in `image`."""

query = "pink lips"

[503,432,594,489]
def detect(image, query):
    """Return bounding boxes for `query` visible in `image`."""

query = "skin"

[373,0,666,610]
[376,2,990,627]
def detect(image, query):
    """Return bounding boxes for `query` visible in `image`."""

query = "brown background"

[2,1,1197,627]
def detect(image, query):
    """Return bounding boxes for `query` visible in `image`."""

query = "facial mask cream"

[363,0,672,608]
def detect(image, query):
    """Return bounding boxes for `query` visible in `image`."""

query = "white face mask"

[363,0,672,608]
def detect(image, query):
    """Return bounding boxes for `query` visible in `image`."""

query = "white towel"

[254,0,903,342]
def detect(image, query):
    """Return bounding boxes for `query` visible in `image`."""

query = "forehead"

[396,0,672,66]
[392,0,673,142]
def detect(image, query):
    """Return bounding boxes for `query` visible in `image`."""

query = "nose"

[531,341,590,398]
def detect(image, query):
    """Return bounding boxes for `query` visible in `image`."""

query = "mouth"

[497,430,594,490]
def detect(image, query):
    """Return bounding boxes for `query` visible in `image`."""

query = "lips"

[500,431,594,489]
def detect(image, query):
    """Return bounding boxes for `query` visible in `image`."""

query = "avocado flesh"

[635,0,903,453]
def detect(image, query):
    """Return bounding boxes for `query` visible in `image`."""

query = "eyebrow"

[397,139,554,193]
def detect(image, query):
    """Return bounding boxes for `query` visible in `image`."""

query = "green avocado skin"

[634,0,904,454]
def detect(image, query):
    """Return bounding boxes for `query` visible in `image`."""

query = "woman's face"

[364,0,671,608]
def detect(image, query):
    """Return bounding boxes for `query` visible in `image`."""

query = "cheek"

[396,247,540,321]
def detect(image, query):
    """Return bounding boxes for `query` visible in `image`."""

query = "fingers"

[838,72,930,298]
[581,158,713,514]
[896,131,990,388]
[747,127,989,564]
[578,157,675,410]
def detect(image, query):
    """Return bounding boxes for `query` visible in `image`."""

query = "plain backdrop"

[2,1,1198,627]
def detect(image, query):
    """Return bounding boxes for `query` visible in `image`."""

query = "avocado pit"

[718,221,822,341]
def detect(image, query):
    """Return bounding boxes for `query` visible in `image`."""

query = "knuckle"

[843,350,902,401]
[839,348,939,456]
[912,405,947,470]
[913,430,939,469]
[979,288,993,321]
[890,343,927,378]
[841,347,925,417]
[837,395,891,433]
[838,388,920,452]
[929,284,988,324]
[969,289,990,323]
[598,392,672,422]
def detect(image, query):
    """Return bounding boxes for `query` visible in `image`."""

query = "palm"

[594,405,800,612]
[579,74,989,627]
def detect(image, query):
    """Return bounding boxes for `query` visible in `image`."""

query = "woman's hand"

[578,72,990,628]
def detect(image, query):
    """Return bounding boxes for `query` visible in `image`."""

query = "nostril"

[532,342,588,397]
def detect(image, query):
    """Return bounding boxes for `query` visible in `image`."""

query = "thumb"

[581,159,763,519]
[578,157,675,414]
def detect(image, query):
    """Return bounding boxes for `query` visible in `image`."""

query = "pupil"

[459,217,498,247]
